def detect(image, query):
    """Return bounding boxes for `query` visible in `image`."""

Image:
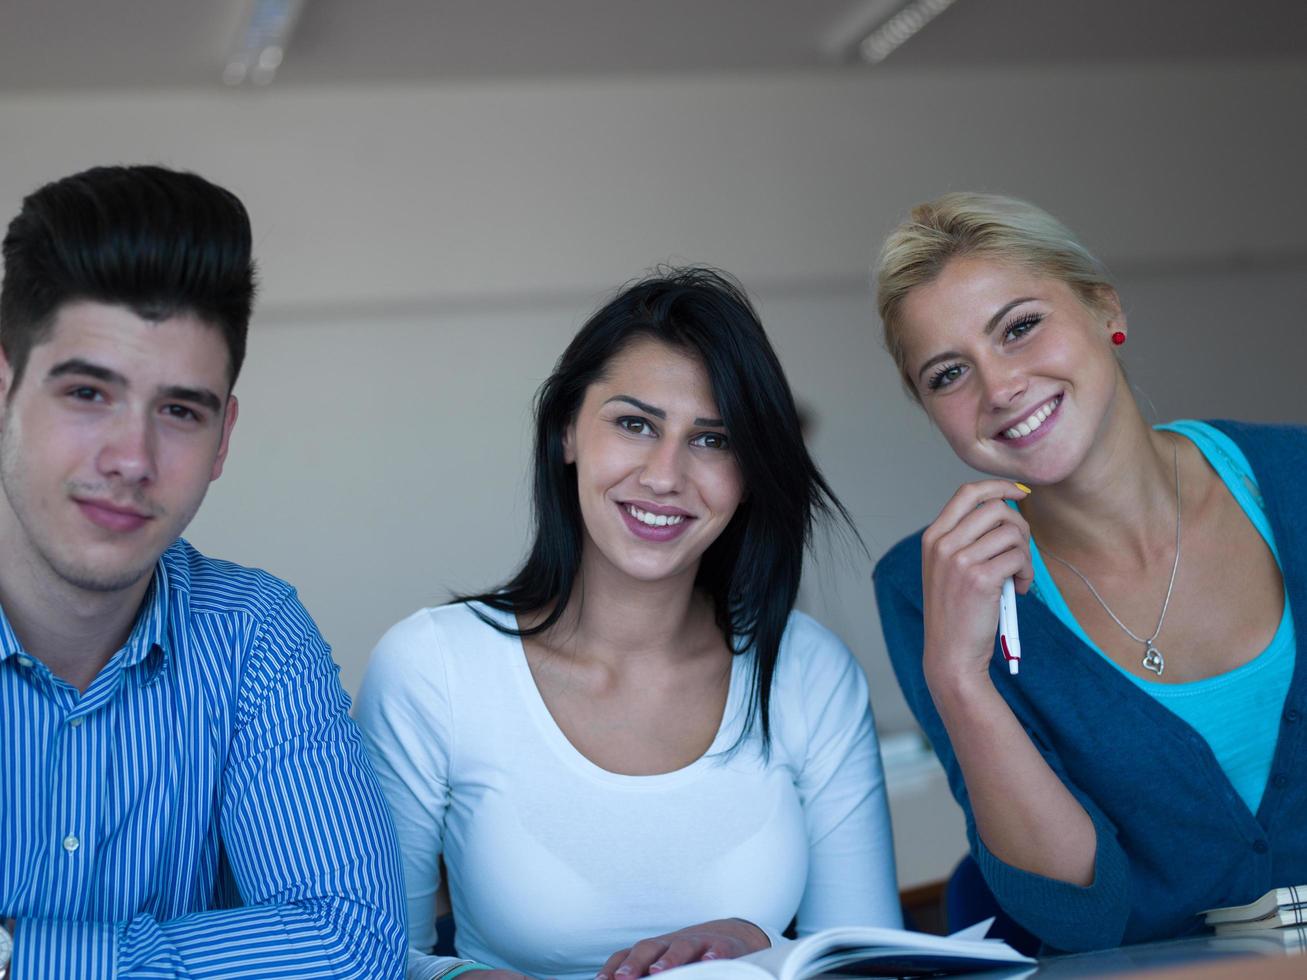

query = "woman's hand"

[596,918,770,979]
[920,480,1032,694]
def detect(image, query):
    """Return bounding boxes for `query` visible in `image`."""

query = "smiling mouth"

[617,501,694,542]
[625,504,687,528]
[999,394,1062,440]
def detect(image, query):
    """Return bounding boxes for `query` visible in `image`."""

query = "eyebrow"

[914,296,1040,384]
[48,358,126,387]
[160,385,224,415]
[604,394,724,428]
[47,358,224,415]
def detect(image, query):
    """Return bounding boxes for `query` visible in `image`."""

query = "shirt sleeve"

[873,559,1131,952]
[13,589,409,979]
[789,619,903,934]
[355,611,467,980]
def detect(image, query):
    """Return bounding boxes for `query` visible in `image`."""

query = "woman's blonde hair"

[875,192,1114,398]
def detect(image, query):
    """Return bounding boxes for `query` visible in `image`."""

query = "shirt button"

[63,835,81,853]
[69,717,84,728]
[1272,773,1289,790]
[1285,709,1301,724]
[1253,839,1269,854]
[16,655,34,668]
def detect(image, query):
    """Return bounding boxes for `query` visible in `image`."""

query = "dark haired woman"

[357,269,900,980]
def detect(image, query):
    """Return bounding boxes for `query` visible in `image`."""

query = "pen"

[999,576,1021,675]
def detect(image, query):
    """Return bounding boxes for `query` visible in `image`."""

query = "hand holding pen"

[919,480,1033,692]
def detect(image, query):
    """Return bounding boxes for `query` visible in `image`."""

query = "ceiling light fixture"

[859,0,959,64]
[223,0,305,87]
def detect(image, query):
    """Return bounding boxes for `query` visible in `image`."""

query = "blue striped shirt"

[0,539,406,978]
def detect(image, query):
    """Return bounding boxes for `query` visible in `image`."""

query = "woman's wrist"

[927,669,1011,744]
[924,652,996,709]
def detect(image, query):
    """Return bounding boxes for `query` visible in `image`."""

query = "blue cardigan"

[873,420,1307,952]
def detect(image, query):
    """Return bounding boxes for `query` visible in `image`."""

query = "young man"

[0,166,405,978]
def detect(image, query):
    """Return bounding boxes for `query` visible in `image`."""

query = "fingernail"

[650,963,666,973]
[703,952,720,960]
[1014,482,1032,494]
[615,968,632,977]
[596,974,608,980]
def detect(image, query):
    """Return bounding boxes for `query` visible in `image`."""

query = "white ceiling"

[1,0,1304,93]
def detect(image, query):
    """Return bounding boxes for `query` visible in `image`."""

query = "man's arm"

[10,593,407,979]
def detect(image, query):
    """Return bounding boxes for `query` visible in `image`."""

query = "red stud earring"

[1111,331,1126,346]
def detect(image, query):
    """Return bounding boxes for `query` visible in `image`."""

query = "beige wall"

[3,61,1304,720]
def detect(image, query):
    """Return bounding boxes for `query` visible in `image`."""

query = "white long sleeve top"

[355,602,900,980]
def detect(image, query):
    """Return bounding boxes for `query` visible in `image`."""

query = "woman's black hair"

[460,267,855,748]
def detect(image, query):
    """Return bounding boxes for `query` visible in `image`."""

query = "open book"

[662,920,1034,979]
[1204,885,1307,931]
[1209,906,1307,935]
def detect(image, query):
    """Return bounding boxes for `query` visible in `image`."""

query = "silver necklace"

[1041,441,1181,676]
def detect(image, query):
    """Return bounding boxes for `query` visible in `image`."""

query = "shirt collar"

[123,556,172,669]
[0,603,21,662]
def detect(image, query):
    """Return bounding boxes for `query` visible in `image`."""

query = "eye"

[926,363,966,391]
[691,431,730,451]
[66,385,104,402]
[616,416,655,436]
[1003,312,1043,342]
[162,404,202,423]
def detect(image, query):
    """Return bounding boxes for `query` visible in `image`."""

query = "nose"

[97,412,157,486]
[980,359,1028,411]
[638,437,685,496]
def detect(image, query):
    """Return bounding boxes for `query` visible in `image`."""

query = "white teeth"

[1003,397,1059,440]
[627,505,685,527]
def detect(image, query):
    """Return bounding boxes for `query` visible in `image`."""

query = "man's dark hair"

[1,164,257,390]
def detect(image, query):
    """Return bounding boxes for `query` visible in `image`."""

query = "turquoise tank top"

[1027,420,1294,814]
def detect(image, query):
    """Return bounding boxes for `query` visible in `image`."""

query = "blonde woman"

[872,193,1306,952]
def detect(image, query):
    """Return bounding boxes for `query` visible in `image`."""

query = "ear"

[1094,286,1126,331]
[562,418,577,465]
[210,394,239,481]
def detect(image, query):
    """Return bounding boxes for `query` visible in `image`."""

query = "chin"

[55,562,156,593]
[980,457,1073,487]
[48,542,163,594]
[617,559,689,584]
[605,543,700,584]
[971,432,1088,485]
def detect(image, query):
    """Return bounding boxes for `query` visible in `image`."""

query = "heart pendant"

[1142,643,1165,676]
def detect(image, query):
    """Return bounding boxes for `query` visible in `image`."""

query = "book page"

[658,959,772,980]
